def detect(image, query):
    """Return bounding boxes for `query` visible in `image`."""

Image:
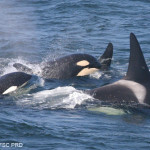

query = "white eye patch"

[2,81,28,95]
[3,86,18,95]
[77,68,99,76]
[76,60,89,67]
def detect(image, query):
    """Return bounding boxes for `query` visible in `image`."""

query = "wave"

[16,86,94,109]
[0,58,42,76]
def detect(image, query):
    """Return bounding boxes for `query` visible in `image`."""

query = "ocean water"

[0,0,150,149]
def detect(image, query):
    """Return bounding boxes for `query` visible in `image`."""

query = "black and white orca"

[0,72,32,95]
[88,33,150,106]
[13,43,113,79]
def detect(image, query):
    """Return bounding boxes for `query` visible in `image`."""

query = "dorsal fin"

[13,63,33,74]
[124,33,149,82]
[99,43,113,69]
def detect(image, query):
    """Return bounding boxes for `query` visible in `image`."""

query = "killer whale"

[0,72,32,95]
[13,43,113,79]
[88,33,150,106]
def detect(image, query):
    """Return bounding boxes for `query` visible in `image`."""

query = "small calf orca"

[88,33,150,106]
[13,43,113,79]
[0,72,32,95]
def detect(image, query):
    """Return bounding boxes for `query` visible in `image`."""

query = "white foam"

[0,58,17,75]
[1,58,42,77]
[89,71,102,79]
[16,86,93,109]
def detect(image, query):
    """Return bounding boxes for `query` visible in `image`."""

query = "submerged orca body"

[13,43,113,79]
[0,72,32,95]
[88,33,150,106]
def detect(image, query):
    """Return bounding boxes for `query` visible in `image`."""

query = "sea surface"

[0,0,150,149]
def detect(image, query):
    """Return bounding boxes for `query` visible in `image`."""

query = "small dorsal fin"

[13,63,33,74]
[124,33,149,82]
[99,43,113,69]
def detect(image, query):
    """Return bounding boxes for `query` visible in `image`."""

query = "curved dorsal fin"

[13,63,33,74]
[99,43,113,69]
[124,33,149,83]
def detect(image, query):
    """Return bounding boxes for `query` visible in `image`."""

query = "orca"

[87,33,150,107]
[13,43,113,79]
[0,72,32,95]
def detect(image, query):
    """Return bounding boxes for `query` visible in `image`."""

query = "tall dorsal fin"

[99,43,113,69]
[124,33,149,82]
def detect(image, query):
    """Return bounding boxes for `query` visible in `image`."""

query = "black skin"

[99,43,113,70]
[41,54,101,79]
[13,54,102,79]
[0,72,32,94]
[87,33,150,107]
[13,43,113,79]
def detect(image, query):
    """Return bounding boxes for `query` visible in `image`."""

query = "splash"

[89,71,102,79]
[0,57,42,77]
[16,86,93,109]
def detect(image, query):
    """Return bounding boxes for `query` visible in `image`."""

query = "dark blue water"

[0,0,150,149]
